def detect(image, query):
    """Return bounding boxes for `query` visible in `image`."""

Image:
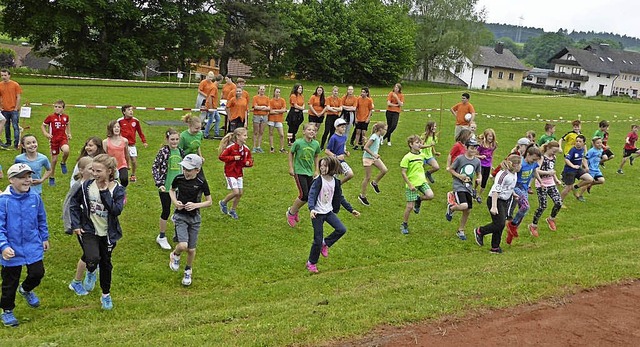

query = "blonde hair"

[74,156,93,181]
[92,154,118,181]
[406,135,421,148]
[182,113,201,127]
[218,127,248,152]
[540,140,559,154]
[477,128,497,149]
[500,154,522,172]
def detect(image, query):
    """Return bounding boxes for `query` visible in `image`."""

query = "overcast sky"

[476,0,640,39]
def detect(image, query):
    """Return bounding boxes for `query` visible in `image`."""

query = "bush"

[0,47,16,68]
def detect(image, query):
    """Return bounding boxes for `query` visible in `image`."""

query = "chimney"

[495,42,504,54]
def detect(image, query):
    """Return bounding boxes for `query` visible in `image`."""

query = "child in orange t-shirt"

[268,87,288,153]
[353,87,374,150]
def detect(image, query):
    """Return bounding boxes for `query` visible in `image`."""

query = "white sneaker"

[156,235,171,250]
[387,142,392,146]
[182,269,192,286]
[169,252,180,271]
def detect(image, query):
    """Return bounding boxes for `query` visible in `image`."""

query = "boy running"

[40,100,71,186]
[117,105,148,183]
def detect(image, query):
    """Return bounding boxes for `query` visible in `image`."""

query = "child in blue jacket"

[306,156,359,273]
[0,164,50,327]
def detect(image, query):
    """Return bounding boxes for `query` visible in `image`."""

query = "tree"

[523,31,574,68]
[0,0,221,78]
[0,47,16,68]
[410,0,487,80]
[497,37,523,58]
[575,37,623,50]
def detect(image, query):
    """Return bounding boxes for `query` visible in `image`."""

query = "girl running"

[476,128,498,203]
[286,123,322,227]
[358,122,388,206]
[421,121,440,184]
[529,141,563,234]
[103,120,131,187]
[218,127,254,219]
[152,128,184,250]
[306,156,360,273]
[178,113,204,157]
[70,136,105,187]
[579,136,606,196]
[505,145,542,244]
[14,134,52,195]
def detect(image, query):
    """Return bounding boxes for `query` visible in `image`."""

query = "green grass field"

[0,76,639,346]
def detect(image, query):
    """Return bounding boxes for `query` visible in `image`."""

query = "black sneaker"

[413,198,422,214]
[358,195,370,206]
[630,156,635,166]
[425,171,435,184]
[490,247,503,254]
[370,181,381,194]
[474,227,483,246]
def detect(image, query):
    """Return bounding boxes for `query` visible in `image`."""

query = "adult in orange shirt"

[450,92,476,139]
[286,83,305,145]
[251,85,270,153]
[268,87,288,153]
[341,86,358,146]
[308,85,327,131]
[0,69,21,148]
[383,83,404,147]
[235,78,250,101]
[221,76,236,102]
[204,74,222,138]
[196,72,216,122]
[226,87,249,133]
[353,87,374,150]
[320,86,343,149]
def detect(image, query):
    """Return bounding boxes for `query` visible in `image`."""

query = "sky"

[476,0,640,39]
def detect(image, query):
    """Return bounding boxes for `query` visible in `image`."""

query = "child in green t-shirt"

[286,124,321,228]
[400,135,434,234]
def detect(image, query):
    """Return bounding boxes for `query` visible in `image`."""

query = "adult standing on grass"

[0,69,21,149]
[196,72,216,124]
[286,84,305,146]
[320,86,343,149]
[226,87,249,133]
[450,92,475,140]
[383,83,404,146]
[251,85,270,153]
[268,87,288,153]
[203,74,222,139]
[341,86,357,146]
[353,87,374,150]
[308,85,327,131]
[222,76,236,101]
[117,105,147,183]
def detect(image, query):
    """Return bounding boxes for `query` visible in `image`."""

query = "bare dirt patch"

[335,280,640,346]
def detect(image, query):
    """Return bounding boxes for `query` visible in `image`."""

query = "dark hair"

[320,156,343,176]
[525,144,542,157]
[121,104,133,115]
[462,92,470,99]
[571,120,581,126]
[165,127,179,139]
[54,99,66,108]
[0,69,10,75]
[423,121,437,142]
[19,134,37,154]
[599,120,609,128]
[361,87,370,97]
[455,128,472,144]
[106,120,118,137]
[313,85,325,107]
[576,134,586,142]
[77,136,105,162]
[291,83,303,96]
[544,123,555,132]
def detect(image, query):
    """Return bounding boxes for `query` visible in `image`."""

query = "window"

[484,68,488,74]
[556,79,563,86]
[597,73,601,77]
[607,74,611,78]
[572,67,581,75]
[488,70,493,78]
[567,54,574,60]
[498,71,504,79]
[558,66,565,73]
[508,72,514,81]
[537,77,547,84]
[525,75,533,81]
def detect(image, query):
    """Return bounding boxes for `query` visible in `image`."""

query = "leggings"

[480,166,491,189]
[383,111,400,142]
[510,186,530,226]
[478,198,513,249]
[81,233,116,295]
[118,168,129,187]
[532,186,562,224]
[159,191,172,220]
[320,115,339,148]
[286,108,304,144]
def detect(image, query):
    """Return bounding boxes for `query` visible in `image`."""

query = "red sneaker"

[546,217,557,231]
[507,220,519,238]
[447,191,457,206]
[528,223,539,237]
[506,228,514,245]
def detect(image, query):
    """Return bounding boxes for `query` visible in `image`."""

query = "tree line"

[0,0,488,85]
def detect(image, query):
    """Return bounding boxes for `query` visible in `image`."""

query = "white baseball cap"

[334,118,347,128]
[7,163,34,178]
[180,154,203,170]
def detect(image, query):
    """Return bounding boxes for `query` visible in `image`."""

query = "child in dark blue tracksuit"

[305,156,359,273]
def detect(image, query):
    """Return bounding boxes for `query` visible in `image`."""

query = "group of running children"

[1,86,639,327]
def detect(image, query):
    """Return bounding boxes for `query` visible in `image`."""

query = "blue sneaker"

[84,270,98,292]
[18,285,40,308]
[445,203,454,222]
[1,310,18,327]
[456,230,467,241]
[49,177,56,186]
[101,294,113,310]
[400,222,409,235]
[69,280,89,296]
[61,162,68,174]
[219,200,228,215]
[228,210,239,219]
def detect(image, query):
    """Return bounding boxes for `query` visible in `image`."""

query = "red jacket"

[219,143,253,178]
[117,116,146,145]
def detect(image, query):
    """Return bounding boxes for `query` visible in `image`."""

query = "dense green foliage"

[0,46,15,67]
[523,31,575,69]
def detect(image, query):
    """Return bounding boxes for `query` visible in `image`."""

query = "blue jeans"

[510,186,530,226]
[2,111,19,146]
[309,211,346,264]
[204,110,220,137]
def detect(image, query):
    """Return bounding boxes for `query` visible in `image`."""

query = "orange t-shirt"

[205,82,219,109]
[308,95,325,116]
[198,79,215,97]
[326,96,342,115]
[227,96,249,122]
[269,98,287,123]
[452,102,475,126]
[341,94,357,109]
[290,94,304,108]
[0,80,22,111]
[252,95,270,116]
[355,97,374,122]
[222,82,236,100]
[386,91,404,113]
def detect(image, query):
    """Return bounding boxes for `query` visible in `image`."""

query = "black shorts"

[454,191,473,209]
[308,115,324,124]
[561,169,588,185]
[623,148,639,157]
[295,174,314,202]
[355,121,369,130]
[603,148,614,158]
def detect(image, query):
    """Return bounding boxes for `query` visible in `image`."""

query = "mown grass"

[0,79,639,346]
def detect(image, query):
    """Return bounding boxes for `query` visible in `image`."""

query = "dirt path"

[335,280,640,346]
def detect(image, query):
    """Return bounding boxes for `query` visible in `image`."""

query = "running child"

[446,128,473,170]
[421,121,440,184]
[473,154,520,254]
[559,119,581,154]
[358,122,388,206]
[400,135,435,235]
[0,164,49,327]
[476,128,497,203]
[70,137,105,187]
[525,130,536,145]
[491,137,530,178]
[14,134,52,195]
[353,87,374,150]
[617,124,640,174]
[69,154,126,310]
[286,124,321,228]
[40,100,71,186]
[152,128,184,250]
[560,135,593,201]
[306,156,360,273]
[168,154,212,286]
[445,138,482,241]
[537,123,556,146]
[218,128,253,219]
[325,118,354,184]
[593,120,614,166]
[505,145,542,243]
[118,105,147,183]
[103,120,131,187]
[179,113,204,158]
[579,136,606,196]
[529,141,563,235]
[268,87,288,153]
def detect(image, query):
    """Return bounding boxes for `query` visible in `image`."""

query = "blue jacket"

[307,176,354,214]
[69,179,125,244]
[0,186,49,267]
